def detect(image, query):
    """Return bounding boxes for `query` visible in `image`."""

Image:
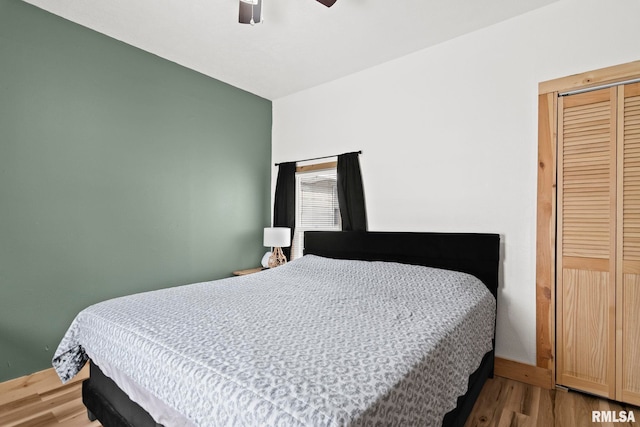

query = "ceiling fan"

[239,0,336,25]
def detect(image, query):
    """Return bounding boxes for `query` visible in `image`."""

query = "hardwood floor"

[1,368,639,426]
[0,365,99,427]
[466,376,640,427]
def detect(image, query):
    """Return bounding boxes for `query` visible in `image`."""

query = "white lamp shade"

[264,227,291,247]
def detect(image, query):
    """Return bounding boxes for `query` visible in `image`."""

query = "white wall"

[271,0,640,365]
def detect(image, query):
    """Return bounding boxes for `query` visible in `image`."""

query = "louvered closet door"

[617,82,640,405]
[557,87,617,398]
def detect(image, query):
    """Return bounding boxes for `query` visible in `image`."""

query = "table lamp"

[263,227,291,268]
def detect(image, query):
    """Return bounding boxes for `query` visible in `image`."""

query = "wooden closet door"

[557,87,617,398]
[616,82,640,405]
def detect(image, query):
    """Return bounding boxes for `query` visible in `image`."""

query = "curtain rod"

[558,77,640,97]
[274,151,362,167]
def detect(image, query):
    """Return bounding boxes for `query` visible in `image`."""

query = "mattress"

[53,255,496,426]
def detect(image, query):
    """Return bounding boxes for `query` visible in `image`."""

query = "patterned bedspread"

[53,255,495,427]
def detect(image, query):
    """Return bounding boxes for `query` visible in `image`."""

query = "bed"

[53,231,499,427]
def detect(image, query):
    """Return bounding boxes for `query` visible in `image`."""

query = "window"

[291,165,341,259]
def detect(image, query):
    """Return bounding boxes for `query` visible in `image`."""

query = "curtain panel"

[273,162,296,259]
[337,152,367,231]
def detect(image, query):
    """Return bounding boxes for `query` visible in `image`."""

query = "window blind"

[299,172,340,228]
[291,169,341,259]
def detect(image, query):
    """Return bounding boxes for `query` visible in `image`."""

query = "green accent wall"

[0,0,272,382]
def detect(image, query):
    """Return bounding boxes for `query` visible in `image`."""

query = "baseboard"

[495,357,553,389]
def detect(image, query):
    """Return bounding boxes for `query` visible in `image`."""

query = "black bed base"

[83,350,494,427]
[442,350,494,427]
[83,363,160,427]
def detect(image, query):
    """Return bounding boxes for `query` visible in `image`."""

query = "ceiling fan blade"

[239,0,262,24]
[316,0,337,7]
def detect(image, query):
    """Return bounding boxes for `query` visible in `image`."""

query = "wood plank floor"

[2,369,639,426]
[0,365,99,427]
[465,376,640,427]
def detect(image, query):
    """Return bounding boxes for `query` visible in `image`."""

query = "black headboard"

[304,231,500,299]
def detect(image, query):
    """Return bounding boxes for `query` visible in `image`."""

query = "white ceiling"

[22,0,557,100]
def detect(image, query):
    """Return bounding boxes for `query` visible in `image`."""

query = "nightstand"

[232,267,265,276]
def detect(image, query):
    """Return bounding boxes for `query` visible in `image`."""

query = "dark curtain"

[337,152,367,231]
[273,162,296,259]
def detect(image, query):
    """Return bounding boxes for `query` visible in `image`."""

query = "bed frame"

[82,231,500,427]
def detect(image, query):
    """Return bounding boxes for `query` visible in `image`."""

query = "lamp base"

[268,247,287,268]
